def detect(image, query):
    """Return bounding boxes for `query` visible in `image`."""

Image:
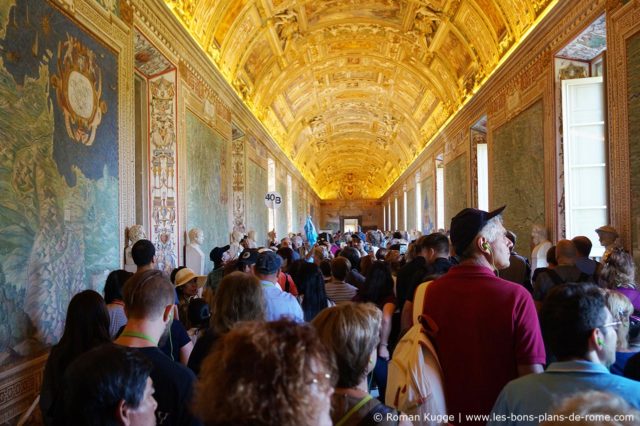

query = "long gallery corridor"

[2,0,640,424]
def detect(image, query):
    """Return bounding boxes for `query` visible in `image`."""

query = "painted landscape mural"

[493,100,545,256]
[186,110,228,254]
[445,154,468,227]
[0,0,119,367]
[628,32,640,266]
[421,175,435,234]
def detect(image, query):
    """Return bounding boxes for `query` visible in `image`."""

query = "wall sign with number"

[264,191,283,209]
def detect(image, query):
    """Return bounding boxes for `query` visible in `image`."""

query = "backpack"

[386,319,447,424]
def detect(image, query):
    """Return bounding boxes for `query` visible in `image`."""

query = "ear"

[590,327,603,350]
[476,237,490,254]
[163,305,174,323]
[115,399,130,425]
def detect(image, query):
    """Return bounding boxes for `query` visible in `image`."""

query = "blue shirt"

[490,360,640,426]
[260,280,304,322]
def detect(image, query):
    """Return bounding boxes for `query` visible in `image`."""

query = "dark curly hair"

[195,320,337,425]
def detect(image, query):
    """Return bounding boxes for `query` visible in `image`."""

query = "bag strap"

[335,394,373,426]
[284,273,291,293]
[546,269,564,286]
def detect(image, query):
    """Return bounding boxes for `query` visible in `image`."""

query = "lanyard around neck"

[120,330,158,345]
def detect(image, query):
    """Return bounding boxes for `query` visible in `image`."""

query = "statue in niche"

[186,228,205,275]
[274,9,300,51]
[222,230,244,263]
[413,5,442,46]
[124,225,147,273]
[530,224,552,273]
[246,230,258,248]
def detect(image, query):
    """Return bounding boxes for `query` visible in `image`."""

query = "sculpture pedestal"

[186,244,205,275]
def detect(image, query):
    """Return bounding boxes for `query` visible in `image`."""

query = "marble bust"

[124,225,146,272]
[185,227,205,275]
[222,230,244,263]
[530,224,552,272]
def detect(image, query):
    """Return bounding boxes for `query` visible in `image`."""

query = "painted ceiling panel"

[167,0,557,199]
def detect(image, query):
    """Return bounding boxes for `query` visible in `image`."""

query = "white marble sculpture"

[185,228,205,275]
[124,224,146,273]
[530,224,552,272]
[222,230,244,263]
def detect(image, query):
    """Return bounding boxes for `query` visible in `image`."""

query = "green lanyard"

[120,330,158,346]
[335,394,373,426]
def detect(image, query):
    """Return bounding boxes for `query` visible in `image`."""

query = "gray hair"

[479,216,505,244]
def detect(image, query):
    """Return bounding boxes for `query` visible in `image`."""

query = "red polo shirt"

[422,264,545,424]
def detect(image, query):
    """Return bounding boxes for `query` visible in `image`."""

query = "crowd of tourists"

[38,206,640,425]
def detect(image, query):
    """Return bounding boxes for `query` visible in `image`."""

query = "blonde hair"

[210,272,265,335]
[601,249,636,289]
[605,290,634,350]
[543,391,640,426]
[312,302,381,388]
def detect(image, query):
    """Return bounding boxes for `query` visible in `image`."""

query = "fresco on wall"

[246,160,268,246]
[0,0,119,366]
[291,180,299,233]
[186,110,228,254]
[276,179,287,238]
[493,100,545,256]
[421,176,435,234]
[407,187,416,233]
[398,194,405,232]
[628,33,640,265]
[444,154,468,228]
[148,73,179,274]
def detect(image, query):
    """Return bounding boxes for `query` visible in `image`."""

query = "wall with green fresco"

[246,160,268,246]
[398,193,405,231]
[407,187,416,232]
[0,0,119,367]
[186,111,228,252]
[421,175,435,234]
[628,33,640,265]
[276,178,287,239]
[444,154,468,228]
[492,100,545,255]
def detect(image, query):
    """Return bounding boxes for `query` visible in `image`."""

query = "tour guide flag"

[304,216,318,245]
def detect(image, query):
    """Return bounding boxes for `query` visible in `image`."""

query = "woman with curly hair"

[600,248,640,311]
[194,319,336,426]
[188,271,265,375]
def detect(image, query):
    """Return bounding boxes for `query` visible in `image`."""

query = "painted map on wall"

[246,160,268,246]
[493,100,545,256]
[407,187,416,233]
[628,32,640,265]
[445,154,468,228]
[0,0,119,366]
[421,175,435,234]
[186,110,228,255]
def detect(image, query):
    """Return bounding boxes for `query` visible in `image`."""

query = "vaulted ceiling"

[166,0,554,199]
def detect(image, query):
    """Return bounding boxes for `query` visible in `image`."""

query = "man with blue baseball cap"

[254,250,303,322]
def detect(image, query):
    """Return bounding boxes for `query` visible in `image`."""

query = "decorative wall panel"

[492,100,545,255]
[421,175,436,234]
[246,160,268,246]
[407,188,416,233]
[398,192,405,232]
[276,178,287,239]
[231,137,246,233]
[444,154,468,228]
[186,110,229,253]
[149,71,179,274]
[628,32,640,261]
[0,0,120,368]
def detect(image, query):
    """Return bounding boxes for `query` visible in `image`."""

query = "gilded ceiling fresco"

[166,0,555,199]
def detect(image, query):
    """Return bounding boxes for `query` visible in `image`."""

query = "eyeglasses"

[599,320,622,332]
[310,373,332,385]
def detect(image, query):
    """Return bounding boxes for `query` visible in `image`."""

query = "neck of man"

[459,254,494,271]
[115,318,163,348]
[136,264,154,273]
[257,273,278,284]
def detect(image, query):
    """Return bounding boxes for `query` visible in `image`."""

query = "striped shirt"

[325,280,358,304]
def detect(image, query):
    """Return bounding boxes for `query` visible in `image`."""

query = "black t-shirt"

[136,347,201,426]
[396,257,428,310]
[159,319,191,362]
[187,329,220,376]
[408,257,452,303]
